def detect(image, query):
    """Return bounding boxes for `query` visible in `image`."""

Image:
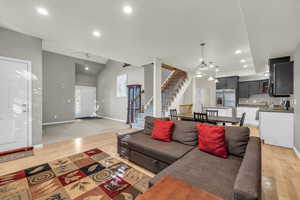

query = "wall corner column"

[153,58,162,117]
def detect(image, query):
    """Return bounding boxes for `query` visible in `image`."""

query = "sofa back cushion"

[225,126,250,157]
[144,116,169,135]
[172,120,198,146]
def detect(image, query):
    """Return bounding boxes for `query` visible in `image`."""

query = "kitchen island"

[259,109,294,148]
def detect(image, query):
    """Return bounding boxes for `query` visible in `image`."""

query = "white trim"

[293,147,300,159]
[43,120,76,126]
[0,56,33,147]
[33,144,44,149]
[97,115,126,123]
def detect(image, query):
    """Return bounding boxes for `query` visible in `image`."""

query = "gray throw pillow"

[225,126,250,157]
[144,116,169,135]
[172,120,198,146]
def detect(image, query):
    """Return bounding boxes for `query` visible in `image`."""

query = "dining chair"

[206,110,218,117]
[169,109,178,120]
[240,112,246,127]
[194,112,209,123]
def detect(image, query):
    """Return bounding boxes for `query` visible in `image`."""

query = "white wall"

[97,60,144,121]
[294,43,300,154]
[180,77,216,111]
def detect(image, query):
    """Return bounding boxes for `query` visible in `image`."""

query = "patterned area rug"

[0,148,151,200]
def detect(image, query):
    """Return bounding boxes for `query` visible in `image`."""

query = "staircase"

[131,64,190,129]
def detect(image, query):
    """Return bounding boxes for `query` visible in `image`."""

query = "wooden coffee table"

[138,176,223,200]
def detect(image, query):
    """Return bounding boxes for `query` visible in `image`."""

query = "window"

[117,74,127,97]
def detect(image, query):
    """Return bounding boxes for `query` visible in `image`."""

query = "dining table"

[174,113,241,124]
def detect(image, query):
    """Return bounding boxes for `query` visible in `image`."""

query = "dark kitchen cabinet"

[216,78,227,89]
[238,79,269,98]
[216,76,239,89]
[273,62,294,96]
[248,81,260,95]
[269,57,293,97]
[239,82,249,98]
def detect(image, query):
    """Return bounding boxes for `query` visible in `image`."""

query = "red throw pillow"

[151,120,175,142]
[196,123,228,158]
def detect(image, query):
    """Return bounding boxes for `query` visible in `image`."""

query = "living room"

[0,0,300,200]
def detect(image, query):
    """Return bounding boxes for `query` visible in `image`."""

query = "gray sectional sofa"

[117,116,261,200]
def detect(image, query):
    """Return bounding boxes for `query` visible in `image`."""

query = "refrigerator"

[216,89,236,107]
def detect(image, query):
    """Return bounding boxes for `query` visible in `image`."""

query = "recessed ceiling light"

[208,76,214,81]
[209,63,215,68]
[199,58,204,62]
[235,50,242,55]
[85,67,89,71]
[196,74,203,78]
[123,5,133,14]
[92,31,101,37]
[243,64,248,68]
[215,68,220,72]
[240,59,246,63]
[36,7,49,16]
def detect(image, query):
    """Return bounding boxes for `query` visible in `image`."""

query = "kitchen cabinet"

[216,78,227,89]
[259,111,294,148]
[248,81,260,95]
[239,82,249,98]
[273,62,294,96]
[269,57,293,97]
[238,79,268,98]
[216,76,239,89]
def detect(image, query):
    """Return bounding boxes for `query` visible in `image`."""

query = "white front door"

[75,86,97,118]
[0,57,31,152]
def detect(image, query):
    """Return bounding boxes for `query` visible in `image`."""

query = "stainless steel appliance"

[216,89,236,107]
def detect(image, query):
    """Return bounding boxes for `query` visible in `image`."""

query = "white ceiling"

[239,0,300,73]
[0,0,299,77]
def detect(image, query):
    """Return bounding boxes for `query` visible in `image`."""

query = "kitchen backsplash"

[239,94,295,107]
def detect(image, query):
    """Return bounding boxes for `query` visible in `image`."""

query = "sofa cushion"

[225,126,250,157]
[150,148,242,200]
[172,120,198,146]
[127,133,194,164]
[144,116,169,135]
[197,123,228,158]
[151,120,175,142]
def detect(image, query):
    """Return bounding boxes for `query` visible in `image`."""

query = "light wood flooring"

[0,127,299,200]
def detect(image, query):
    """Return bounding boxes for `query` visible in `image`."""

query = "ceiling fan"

[195,43,221,82]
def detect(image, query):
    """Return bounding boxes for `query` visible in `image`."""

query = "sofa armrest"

[234,137,261,200]
[117,129,144,139]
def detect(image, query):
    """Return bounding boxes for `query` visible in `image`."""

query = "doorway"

[0,56,32,152]
[75,85,97,118]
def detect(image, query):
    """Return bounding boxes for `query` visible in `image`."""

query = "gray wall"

[0,27,43,145]
[294,43,300,152]
[97,60,144,121]
[43,51,76,123]
[43,51,104,123]
[76,73,97,87]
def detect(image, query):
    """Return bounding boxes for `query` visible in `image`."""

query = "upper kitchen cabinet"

[239,82,249,98]
[216,76,239,89]
[269,57,294,97]
[248,81,260,95]
[238,79,269,98]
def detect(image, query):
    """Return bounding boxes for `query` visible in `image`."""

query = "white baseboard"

[293,147,300,159]
[42,120,76,126]
[97,115,126,123]
[33,144,44,149]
